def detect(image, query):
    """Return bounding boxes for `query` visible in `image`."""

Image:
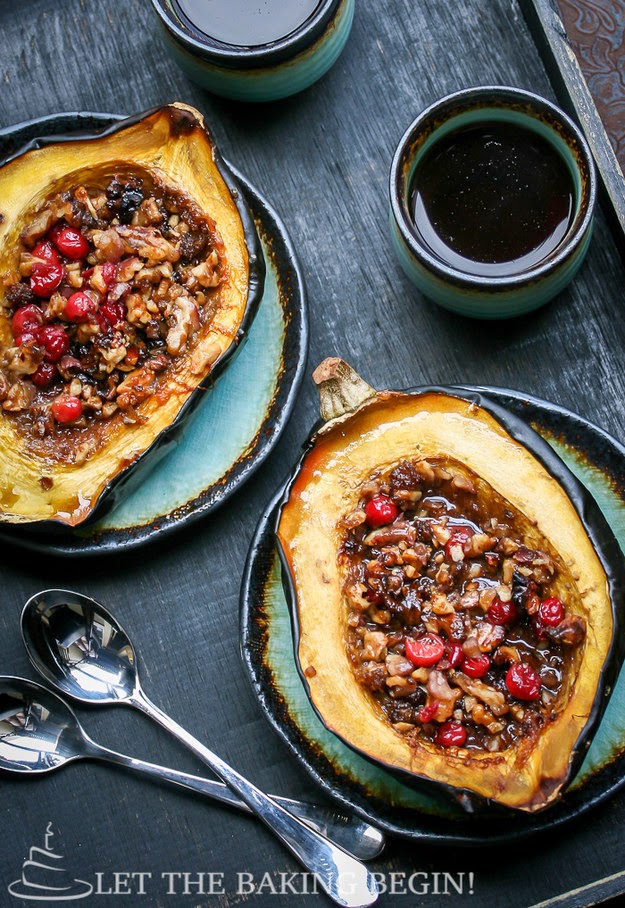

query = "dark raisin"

[118,189,145,224]
[106,177,144,223]
[389,460,421,496]
[178,228,209,263]
[6,282,36,309]
[512,570,538,609]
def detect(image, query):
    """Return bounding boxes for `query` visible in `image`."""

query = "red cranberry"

[51,395,83,423]
[15,329,41,346]
[30,262,64,298]
[505,663,541,700]
[364,586,383,605]
[445,643,464,668]
[435,721,467,747]
[405,633,445,667]
[101,262,118,285]
[100,300,126,327]
[39,325,70,363]
[65,291,97,322]
[32,362,56,388]
[538,597,564,627]
[50,223,90,260]
[32,240,60,265]
[96,311,111,335]
[364,494,398,528]
[417,701,439,723]
[12,304,43,341]
[462,654,490,679]
[488,597,519,626]
[444,525,475,560]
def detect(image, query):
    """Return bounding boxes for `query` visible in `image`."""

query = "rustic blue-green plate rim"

[240,387,625,845]
[0,112,308,556]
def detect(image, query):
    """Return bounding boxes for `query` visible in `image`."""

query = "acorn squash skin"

[276,364,625,813]
[0,103,265,528]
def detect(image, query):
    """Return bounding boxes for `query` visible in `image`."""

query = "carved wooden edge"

[518,0,625,253]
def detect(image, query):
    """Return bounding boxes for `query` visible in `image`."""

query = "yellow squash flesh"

[0,103,257,526]
[277,374,615,812]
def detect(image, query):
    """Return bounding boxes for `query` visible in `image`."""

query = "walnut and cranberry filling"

[0,173,223,441]
[340,457,586,752]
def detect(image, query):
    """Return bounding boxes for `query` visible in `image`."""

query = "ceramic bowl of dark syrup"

[151,0,354,102]
[389,86,596,319]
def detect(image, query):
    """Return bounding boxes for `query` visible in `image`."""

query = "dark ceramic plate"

[240,388,625,845]
[0,113,307,556]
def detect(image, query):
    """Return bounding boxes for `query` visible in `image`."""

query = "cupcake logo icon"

[8,823,93,901]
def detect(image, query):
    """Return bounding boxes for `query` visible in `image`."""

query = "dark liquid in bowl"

[408,121,575,277]
[174,0,322,47]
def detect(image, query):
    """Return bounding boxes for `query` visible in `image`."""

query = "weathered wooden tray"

[520,0,625,245]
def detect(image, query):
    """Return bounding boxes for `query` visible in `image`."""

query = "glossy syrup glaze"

[409,121,575,277]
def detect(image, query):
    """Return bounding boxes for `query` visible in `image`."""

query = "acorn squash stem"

[312,357,376,422]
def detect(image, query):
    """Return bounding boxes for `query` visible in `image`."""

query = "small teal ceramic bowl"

[150,0,354,102]
[389,86,596,319]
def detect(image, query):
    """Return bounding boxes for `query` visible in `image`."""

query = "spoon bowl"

[22,589,136,704]
[0,676,84,774]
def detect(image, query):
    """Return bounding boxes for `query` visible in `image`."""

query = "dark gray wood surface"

[1,1,625,906]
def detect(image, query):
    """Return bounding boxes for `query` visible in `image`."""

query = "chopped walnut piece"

[116,225,180,265]
[385,652,413,676]
[362,631,387,662]
[479,587,498,610]
[414,459,436,484]
[475,622,505,653]
[165,290,200,356]
[386,675,417,695]
[471,702,505,734]
[465,533,496,557]
[2,379,35,411]
[458,589,480,610]
[4,345,42,375]
[342,508,367,530]
[462,636,482,659]
[496,583,512,602]
[451,473,476,494]
[91,227,126,262]
[545,615,586,646]
[430,590,455,615]
[494,645,521,664]
[363,523,417,547]
[451,671,508,715]
[427,670,461,721]
[430,520,451,546]
[190,256,220,288]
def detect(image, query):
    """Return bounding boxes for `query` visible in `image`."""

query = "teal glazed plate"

[240,388,625,844]
[0,113,307,556]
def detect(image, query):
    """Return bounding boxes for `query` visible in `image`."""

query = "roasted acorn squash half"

[0,103,264,526]
[276,358,624,813]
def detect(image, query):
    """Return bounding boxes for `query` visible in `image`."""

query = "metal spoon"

[21,590,379,908]
[0,675,383,861]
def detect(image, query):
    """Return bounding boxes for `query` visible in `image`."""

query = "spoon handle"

[81,736,383,861]
[131,688,378,908]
